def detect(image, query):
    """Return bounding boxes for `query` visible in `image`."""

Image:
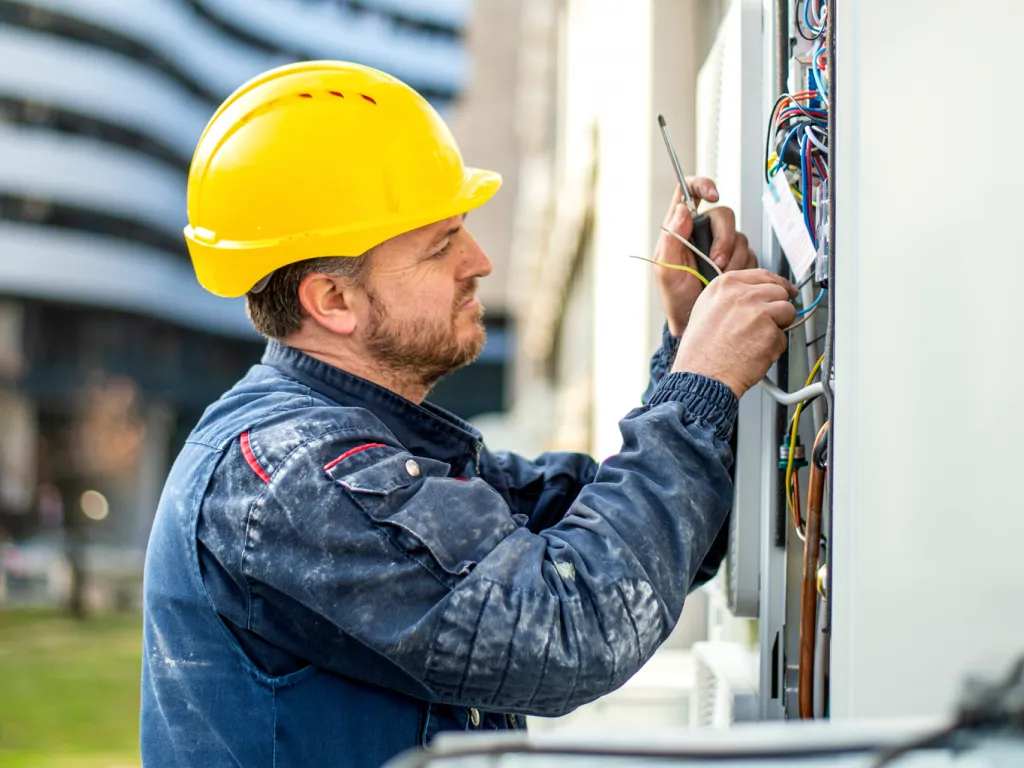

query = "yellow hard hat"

[184,61,502,297]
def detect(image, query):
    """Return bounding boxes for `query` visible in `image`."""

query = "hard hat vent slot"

[329,91,344,98]
[360,94,377,105]
[299,93,312,98]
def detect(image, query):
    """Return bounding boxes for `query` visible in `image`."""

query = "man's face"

[357,215,491,391]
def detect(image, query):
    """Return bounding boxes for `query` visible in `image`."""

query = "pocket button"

[405,459,421,477]
[469,707,481,727]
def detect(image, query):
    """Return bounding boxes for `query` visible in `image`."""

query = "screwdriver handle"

[690,213,719,284]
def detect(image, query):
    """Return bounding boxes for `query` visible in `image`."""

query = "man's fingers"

[686,176,719,206]
[662,184,686,227]
[723,233,754,273]
[745,282,795,305]
[720,268,797,296]
[771,327,791,361]
[661,203,696,262]
[766,298,798,329]
[705,207,736,269]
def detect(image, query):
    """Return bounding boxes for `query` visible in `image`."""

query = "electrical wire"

[759,378,823,406]
[811,54,829,98]
[777,107,828,126]
[798,290,825,317]
[804,0,827,38]
[812,422,830,469]
[658,226,723,277]
[800,133,816,247]
[770,125,808,176]
[796,0,825,41]
[791,469,804,541]
[785,355,824,514]
[870,655,1024,767]
[784,302,821,332]
[805,125,829,155]
[628,255,708,287]
[822,0,837,634]
[765,91,823,184]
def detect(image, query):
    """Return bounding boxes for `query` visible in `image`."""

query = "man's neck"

[284,337,429,404]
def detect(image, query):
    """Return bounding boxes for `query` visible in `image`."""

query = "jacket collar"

[261,341,482,468]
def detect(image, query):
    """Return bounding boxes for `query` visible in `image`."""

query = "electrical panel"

[702,0,834,723]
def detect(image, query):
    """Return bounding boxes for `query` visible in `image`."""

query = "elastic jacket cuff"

[647,372,739,441]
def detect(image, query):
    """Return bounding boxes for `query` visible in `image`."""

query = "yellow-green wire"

[634,247,814,520]
[629,255,709,286]
[786,354,824,515]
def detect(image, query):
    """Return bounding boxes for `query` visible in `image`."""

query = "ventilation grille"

[690,641,758,728]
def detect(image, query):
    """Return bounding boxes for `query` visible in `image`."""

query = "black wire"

[770,114,828,185]
[796,0,828,41]
[778,111,828,130]
[807,331,827,346]
[868,724,961,768]
[870,656,1024,768]
[812,423,829,469]
[765,92,791,183]
[775,120,823,175]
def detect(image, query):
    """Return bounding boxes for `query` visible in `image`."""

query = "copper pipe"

[791,470,805,541]
[798,422,829,718]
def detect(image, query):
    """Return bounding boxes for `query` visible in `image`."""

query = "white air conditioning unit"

[690,641,758,728]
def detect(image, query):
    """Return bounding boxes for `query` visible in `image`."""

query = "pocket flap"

[329,451,517,577]
[327,451,450,495]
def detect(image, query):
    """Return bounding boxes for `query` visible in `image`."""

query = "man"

[141,61,796,767]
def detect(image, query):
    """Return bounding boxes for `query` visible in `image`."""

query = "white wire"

[759,378,824,406]
[659,226,723,276]
[805,126,829,155]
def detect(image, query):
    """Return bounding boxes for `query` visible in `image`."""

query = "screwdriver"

[657,114,718,284]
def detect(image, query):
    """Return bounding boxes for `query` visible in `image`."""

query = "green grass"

[0,608,142,768]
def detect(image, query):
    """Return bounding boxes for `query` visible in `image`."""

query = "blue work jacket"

[140,328,736,767]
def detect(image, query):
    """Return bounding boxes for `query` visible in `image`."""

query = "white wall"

[591,0,703,460]
[830,0,1024,719]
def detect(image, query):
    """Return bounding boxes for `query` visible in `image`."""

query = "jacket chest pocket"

[328,452,518,583]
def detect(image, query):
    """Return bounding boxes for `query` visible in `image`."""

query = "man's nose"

[460,230,492,279]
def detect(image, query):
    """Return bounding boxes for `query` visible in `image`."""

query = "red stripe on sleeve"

[240,431,271,484]
[324,443,387,471]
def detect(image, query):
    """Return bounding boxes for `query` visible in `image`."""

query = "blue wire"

[812,63,827,98]
[797,289,825,317]
[780,107,828,120]
[811,43,828,97]
[771,124,806,174]
[804,0,824,37]
[800,132,817,249]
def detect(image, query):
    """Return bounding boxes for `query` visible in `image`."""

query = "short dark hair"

[245,254,371,340]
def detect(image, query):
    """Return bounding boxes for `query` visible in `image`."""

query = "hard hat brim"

[186,166,502,298]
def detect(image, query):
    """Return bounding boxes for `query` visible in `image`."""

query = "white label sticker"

[763,173,816,282]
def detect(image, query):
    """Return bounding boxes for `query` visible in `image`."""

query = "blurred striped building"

[0,1,500,580]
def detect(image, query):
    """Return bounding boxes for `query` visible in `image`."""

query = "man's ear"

[297,273,360,336]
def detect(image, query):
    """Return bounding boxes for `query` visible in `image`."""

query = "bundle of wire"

[770,0,831,528]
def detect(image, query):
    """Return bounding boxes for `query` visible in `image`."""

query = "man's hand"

[655,178,758,336]
[672,270,798,399]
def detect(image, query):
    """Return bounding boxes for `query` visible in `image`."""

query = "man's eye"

[433,243,452,258]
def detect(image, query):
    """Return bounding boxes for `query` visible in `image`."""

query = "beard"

[362,279,486,393]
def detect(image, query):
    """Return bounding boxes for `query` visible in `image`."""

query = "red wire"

[777,108,828,124]
[812,155,827,180]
